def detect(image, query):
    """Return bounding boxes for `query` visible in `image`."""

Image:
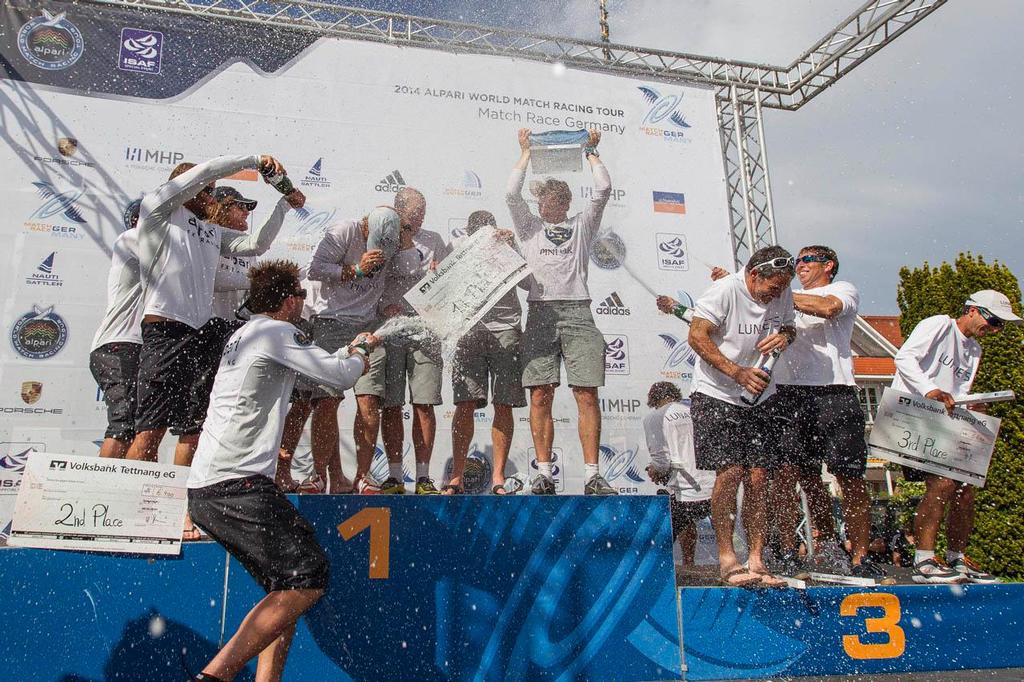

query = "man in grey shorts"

[447,211,527,495]
[306,206,402,494]
[506,127,616,496]
[379,187,452,495]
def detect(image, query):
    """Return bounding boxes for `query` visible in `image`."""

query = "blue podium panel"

[223,495,681,681]
[0,543,231,681]
[681,584,1024,680]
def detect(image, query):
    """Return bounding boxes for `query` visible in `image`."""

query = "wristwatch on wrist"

[583,146,599,158]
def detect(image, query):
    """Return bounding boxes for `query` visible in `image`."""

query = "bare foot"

[182,512,202,542]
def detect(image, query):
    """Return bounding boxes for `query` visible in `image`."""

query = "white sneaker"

[949,556,1000,584]
[912,557,964,584]
[295,473,326,494]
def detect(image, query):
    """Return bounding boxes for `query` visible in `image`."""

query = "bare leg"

[491,404,514,488]
[771,463,802,552]
[677,522,698,566]
[310,398,341,489]
[201,589,322,682]
[353,395,381,483]
[98,438,129,459]
[914,474,958,551]
[837,475,871,564]
[450,401,476,489]
[125,428,165,462]
[945,483,976,553]
[254,622,296,682]
[711,465,745,575]
[381,405,404,465]
[411,404,436,467]
[280,400,312,457]
[744,467,771,574]
[572,386,601,465]
[800,469,837,540]
[174,433,200,467]
[528,385,556,463]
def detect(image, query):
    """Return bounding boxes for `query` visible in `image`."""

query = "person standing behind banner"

[306,206,402,494]
[892,290,1020,584]
[506,127,616,496]
[687,246,796,588]
[643,381,716,566]
[378,188,453,495]
[447,210,527,495]
[186,260,379,682]
[89,202,142,459]
[127,154,301,465]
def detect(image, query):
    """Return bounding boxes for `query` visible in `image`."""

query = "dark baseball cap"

[212,186,257,210]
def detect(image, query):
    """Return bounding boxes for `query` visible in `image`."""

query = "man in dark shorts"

[687,246,796,587]
[643,382,715,566]
[187,260,378,681]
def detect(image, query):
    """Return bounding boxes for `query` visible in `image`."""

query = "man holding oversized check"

[873,290,1021,584]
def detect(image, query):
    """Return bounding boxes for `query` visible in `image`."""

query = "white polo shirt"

[891,314,981,398]
[644,400,715,502]
[776,280,859,387]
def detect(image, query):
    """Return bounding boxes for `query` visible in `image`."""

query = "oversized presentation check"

[7,452,189,555]
[868,388,1001,486]
[404,226,530,350]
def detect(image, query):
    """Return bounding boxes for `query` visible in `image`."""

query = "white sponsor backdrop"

[0,36,733,494]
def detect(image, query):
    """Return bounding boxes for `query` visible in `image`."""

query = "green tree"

[896,253,1024,579]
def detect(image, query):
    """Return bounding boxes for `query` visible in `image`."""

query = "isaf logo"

[118,28,163,74]
[18,10,85,71]
[10,305,69,360]
[657,233,689,271]
[604,334,630,375]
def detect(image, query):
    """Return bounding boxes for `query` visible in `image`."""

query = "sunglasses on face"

[798,254,830,264]
[976,307,1005,329]
[752,256,795,272]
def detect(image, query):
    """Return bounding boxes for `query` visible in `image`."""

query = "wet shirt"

[91,229,142,350]
[380,228,452,316]
[891,314,981,398]
[308,218,394,324]
[187,315,365,488]
[137,155,285,329]
[505,162,611,302]
[643,401,715,502]
[449,231,523,332]
[691,272,795,406]
[776,280,859,387]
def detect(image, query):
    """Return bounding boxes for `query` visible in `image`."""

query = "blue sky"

[343,0,1023,313]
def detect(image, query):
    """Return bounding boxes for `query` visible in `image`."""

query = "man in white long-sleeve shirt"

[187,260,378,682]
[506,128,616,496]
[643,382,715,565]
[892,290,1020,584]
[126,155,301,464]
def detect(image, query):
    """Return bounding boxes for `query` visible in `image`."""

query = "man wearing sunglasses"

[187,260,379,682]
[769,246,878,578]
[892,290,1021,584]
[687,245,797,587]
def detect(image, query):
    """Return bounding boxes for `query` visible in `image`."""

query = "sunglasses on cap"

[797,254,831,264]
[975,307,1005,329]
[752,256,795,272]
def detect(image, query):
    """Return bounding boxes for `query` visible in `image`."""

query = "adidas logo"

[375,170,406,192]
[596,292,630,316]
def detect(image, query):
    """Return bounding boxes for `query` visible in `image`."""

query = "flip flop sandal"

[441,484,464,495]
[492,484,513,496]
[750,569,789,589]
[720,567,761,588]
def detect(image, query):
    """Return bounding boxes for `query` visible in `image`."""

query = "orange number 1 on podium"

[337,507,391,579]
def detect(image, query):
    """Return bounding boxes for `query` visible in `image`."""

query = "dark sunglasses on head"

[798,254,830,264]
[976,307,1005,329]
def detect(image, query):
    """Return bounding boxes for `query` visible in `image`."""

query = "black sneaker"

[583,475,618,496]
[768,549,806,577]
[852,560,887,580]
[531,475,556,495]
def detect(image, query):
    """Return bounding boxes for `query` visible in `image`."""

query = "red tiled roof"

[854,357,896,377]
[862,315,904,348]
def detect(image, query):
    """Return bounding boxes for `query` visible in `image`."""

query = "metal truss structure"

[83,0,950,266]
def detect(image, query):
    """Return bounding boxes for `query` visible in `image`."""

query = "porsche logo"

[20,381,43,405]
[57,137,78,157]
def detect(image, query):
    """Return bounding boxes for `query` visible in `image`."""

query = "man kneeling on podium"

[187,260,379,682]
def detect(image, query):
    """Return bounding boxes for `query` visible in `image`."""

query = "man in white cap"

[892,289,1021,584]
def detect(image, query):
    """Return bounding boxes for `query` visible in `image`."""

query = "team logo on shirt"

[294,331,312,346]
[544,224,574,247]
[603,334,630,375]
[122,198,142,231]
[591,230,625,270]
[10,305,69,360]
[938,353,973,380]
[18,11,85,71]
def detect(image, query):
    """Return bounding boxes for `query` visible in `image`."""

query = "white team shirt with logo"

[380,228,453,316]
[91,229,143,350]
[505,162,611,302]
[776,280,859,387]
[891,314,981,398]
[138,155,286,329]
[690,272,796,406]
[308,218,395,325]
[644,401,715,502]
[187,315,365,488]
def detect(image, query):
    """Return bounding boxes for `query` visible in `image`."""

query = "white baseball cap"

[966,290,1023,324]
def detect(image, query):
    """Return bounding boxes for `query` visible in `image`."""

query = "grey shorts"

[310,316,385,399]
[452,326,527,408]
[521,301,605,388]
[384,331,443,407]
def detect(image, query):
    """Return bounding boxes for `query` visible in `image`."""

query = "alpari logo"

[599,444,645,486]
[604,334,630,375]
[10,304,69,360]
[124,146,185,170]
[596,291,630,316]
[591,230,625,270]
[25,252,63,287]
[369,446,414,484]
[444,170,483,198]
[637,86,691,141]
[444,446,492,494]
[375,170,406,193]
[301,158,331,189]
[658,333,697,381]
[17,10,84,71]
[118,28,163,74]
[657,233,688,271]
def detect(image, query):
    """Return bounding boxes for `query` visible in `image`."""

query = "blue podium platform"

[1,495,1022,681]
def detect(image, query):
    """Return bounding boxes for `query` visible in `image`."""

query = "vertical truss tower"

[87,0,949,266]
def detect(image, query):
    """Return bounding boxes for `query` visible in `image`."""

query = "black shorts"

[182,318,244,435]
[135,319,228,436]
[691,392,779,471]
[189,475,329,592]
[773,384,868,477]
[670,498,712,535]
[89,342,141,441]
